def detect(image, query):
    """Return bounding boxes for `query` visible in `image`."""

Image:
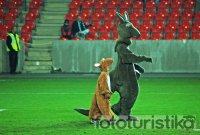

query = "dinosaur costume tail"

[74,108,89,116]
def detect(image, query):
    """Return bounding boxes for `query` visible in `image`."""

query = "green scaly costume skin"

[75,12,152,120]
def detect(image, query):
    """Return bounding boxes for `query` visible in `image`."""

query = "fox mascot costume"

[89,58,114,122]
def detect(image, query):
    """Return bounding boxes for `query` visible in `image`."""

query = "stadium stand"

[62,0,198,40]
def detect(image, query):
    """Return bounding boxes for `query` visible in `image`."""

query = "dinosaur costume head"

[94,58,113,72]
[116,11,141,47]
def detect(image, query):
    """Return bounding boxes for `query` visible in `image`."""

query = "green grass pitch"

[0,76,199,134]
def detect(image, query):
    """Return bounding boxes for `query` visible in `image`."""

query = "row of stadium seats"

[63,0,200,40]
[0,0,42,44]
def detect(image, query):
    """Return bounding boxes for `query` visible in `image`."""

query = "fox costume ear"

[124,11,130,22]
[116,12,125,23]
[94,63,100,67]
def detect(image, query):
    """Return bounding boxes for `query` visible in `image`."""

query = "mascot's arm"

[119,45,151,64]
[98,72,112,98]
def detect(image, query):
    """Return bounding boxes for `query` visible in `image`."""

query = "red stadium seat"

[152,25,164,33]
[107,1,118,9]
[99,25,112,33]
[168,13,180,21]
[109,0,120,4]
[69,9,79,16]
[151,32,163,40]
[94,1,107,9]
[170,8,182,14]
[184,0,195,9]
[154,20,165,26]
[5,13,16,20]
[164,32,175,40]
[0,8,5,22]
[171,0,182,9]
[66,13,77,21]
[129,12,141,20]
[181,12,193,21]
[29,0,40,9]
[21,25,32,34]
[104,21,115,28]
[81,1,93,9]
[88,25,99,32]
[0,1,6,8]
[69,1,81,10]
[29,9,40,17]
[120,1,132,8]
[119,8,130,14]
[21,33,31,43]
[9,8,19,18]
[130,20,140,27]
[25,12,37,22]
[155,13,167,21]
[177,25,190,33]
[191,25,200,32]
[99,33,111,40]
[132,8,143,15]
[158,8,169,15]
[177,32,188,39]
[146,8,156,14]
[137,32,150,40]
[91,20,102,28]
[112,32,118,40]
[139,25,151,33]
[94,8,105,16]
[158,1,170,8]
[146,1,156,8]
[164,25,177,33]
[194,12,200,21]
[142,13,154,21]
[167,20,179,27]
[112,26,118,33]
[104,13,116,21]
[142,20,153,26]
[91,13,103,21]
[8,1,18,9]
[86,32,98,40]
[5,20,15,31]
[181,20,192,26]
[191,32,200,39]
[79,13,90,22]
[132,1,143,9]
[0,24,8,40]
[182,8,194,15]
[81,9,92,15]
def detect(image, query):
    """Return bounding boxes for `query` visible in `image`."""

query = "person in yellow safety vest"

[6,26,20,74]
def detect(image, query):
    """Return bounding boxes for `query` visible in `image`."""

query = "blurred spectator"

[61,19,72,39]
[6,26,20,74]
[71,15,91,39]
[142,0,146,13]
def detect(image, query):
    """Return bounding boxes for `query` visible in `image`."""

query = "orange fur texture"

[89,58,114,121]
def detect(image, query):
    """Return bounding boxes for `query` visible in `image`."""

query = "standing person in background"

[61,19,72,40]
[6,26,20,74]
[71,15,91,39]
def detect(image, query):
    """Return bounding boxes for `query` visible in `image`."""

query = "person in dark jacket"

[61,19,72,39]
[6,26,20,74]
[71,15,91,39]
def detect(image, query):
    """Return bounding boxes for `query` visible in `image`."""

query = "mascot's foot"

[74,108,89,116]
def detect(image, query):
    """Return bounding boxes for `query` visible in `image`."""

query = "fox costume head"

[94,58,113,72]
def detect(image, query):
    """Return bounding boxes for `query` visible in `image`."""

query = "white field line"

[0,109,6,112]
[0,92,193,95]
